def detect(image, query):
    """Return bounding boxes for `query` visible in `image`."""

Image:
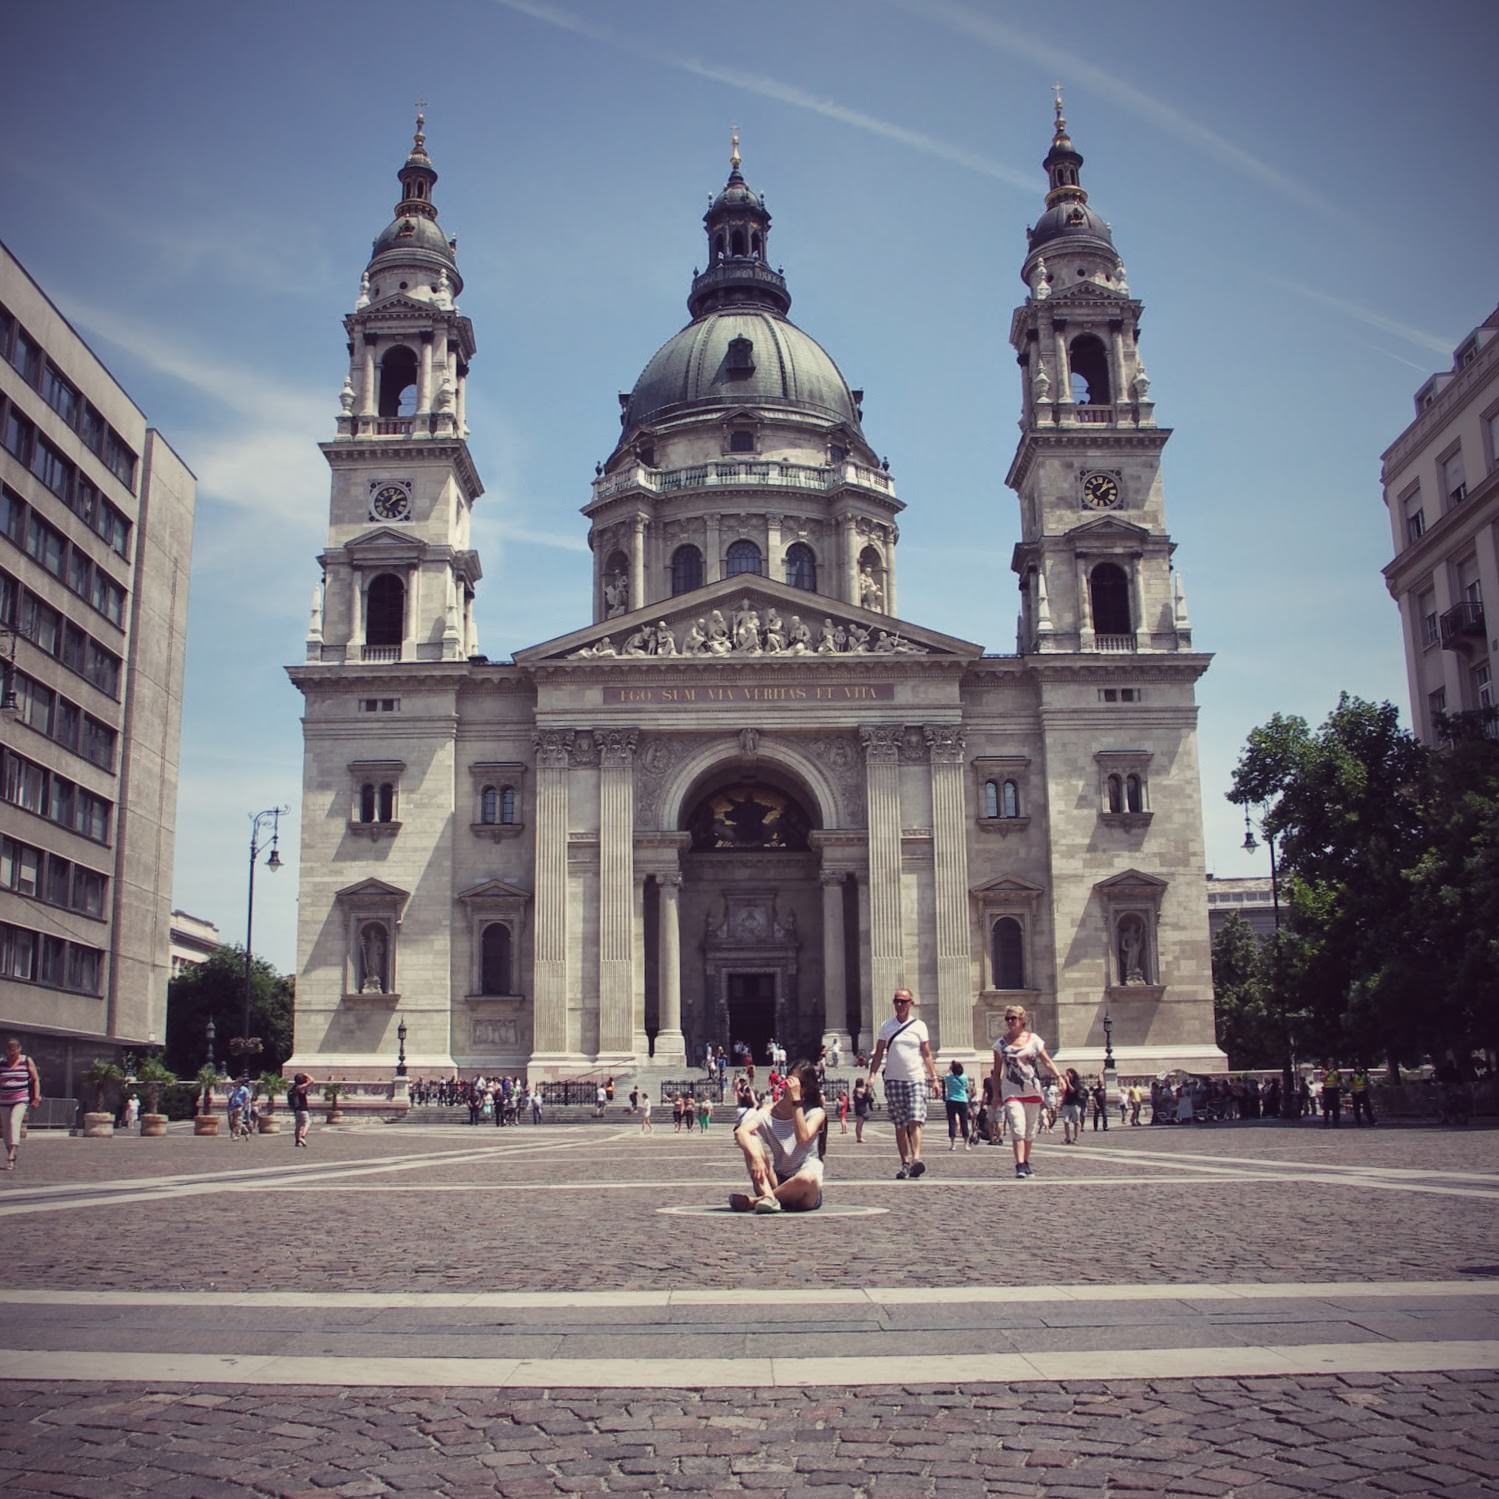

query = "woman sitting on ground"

[730,1060,827,1214]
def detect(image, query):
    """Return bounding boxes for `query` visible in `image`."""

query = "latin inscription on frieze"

[603,682,896,706]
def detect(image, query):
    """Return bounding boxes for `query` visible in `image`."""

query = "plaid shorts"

[883,1078,928,1128]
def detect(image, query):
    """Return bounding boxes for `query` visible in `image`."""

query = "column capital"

[534,729,573,769]
[819,868,848,887]
[594,727,640,766]
[658,871,683,889]
[924,725,966,764]
[859,724,903,764]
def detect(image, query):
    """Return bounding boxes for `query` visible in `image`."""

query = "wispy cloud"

[493,520,591,554]
[492,0,1035,190]
[1258,274,1454,357]
[898,0,1336,219]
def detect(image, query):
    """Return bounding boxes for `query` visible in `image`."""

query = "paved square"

[2,1115,1497,1495]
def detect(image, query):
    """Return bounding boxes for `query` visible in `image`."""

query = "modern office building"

[1382,304,1499,743]
[287,102,1224,1083]
[0,240,196,1094]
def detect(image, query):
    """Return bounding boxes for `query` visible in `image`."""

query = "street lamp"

[396,1017,408,1078]
[1242,807,1295,1119]
[205,1016,216,1072]
[235,806,287,1071]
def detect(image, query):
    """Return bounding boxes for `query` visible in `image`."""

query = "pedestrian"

[1059,1068,1086,1144]
[0,1036,41,1171]
[683,1093,696,1131]
[288,1072,316,1147]
[672,1093,685,1132]
[729,1060,827,1213]
[227,1076,252,1140]
[993,1005,1064,1180]
[697,1094,711,1132]
[121,1092,140,1130]
[530,1087,544,1125]
[837,1089,849,1135]
[597,1084,609,1117]
[852,1077,872,1142]
[1350,1066,1375,1126]
[1322,1063,1343,1128]
[943,1060,972,1150]
[1129,1083,1143,1126]
[605,1076,615,1105]
[867,988,939,1180]
[639,1088,653,1134]
[1091,1079,1109,1131]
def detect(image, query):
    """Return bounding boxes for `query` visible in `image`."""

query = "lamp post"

[234,806,286,1073]
[396,1017,408,1078]
[1242,807,1295,1119]
[205,1017,216,1073]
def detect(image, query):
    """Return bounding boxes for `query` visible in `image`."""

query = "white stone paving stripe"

[3,1339,1496,1389]
[0,1278,1493,1311]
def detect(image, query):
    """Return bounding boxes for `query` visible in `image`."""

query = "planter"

[139,1113,168,1137]
[82,1112,114,1138]
[257,1115,282,1134]
[193,1114,221,1136]
[325,1109,344,1124]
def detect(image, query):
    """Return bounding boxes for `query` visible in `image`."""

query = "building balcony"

[361,644,402,663]
[1095,633,1138,653]
[591,458,896,505]
[1439,600,1485,650]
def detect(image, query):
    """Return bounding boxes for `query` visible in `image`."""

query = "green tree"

[1210,912,1282,1069]
[165,946,293,1077]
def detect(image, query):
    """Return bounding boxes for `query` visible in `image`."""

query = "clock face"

[1081,472,1121,510]
[371,483,412,521]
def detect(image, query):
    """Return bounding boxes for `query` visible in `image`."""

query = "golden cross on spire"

[730,125,741,171]
[1052,83,1069,143]
[414,98,428,144]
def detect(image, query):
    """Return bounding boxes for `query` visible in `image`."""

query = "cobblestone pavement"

[1,1122,1495,1495]
[1,1372,1497,1497]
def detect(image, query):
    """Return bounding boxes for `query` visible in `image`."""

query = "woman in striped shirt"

[1,1036,42,1170]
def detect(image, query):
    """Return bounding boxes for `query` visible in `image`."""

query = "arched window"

[725,539,762,577]
[785,542,817,591]
[1002,780,1020,818]
[480,785,498,824]
[377,346,419,418]
[500,785,517,824]
[377,783,395,822]
[366,573,405,646]
[857,545,886,611]
[1068,334,1111,405]
[1125,773,1144,813]
[1107,774,1123,814]
[983,780,999,819]
[1089,563,1131,636]
[712,232,726,261]
[481,923,512,995]
[730,228,747,257]
[751,231,762,257]
[729,429,755,453]
[671,545,704,595]
[359,783,376,823]
[992,917,1025,989]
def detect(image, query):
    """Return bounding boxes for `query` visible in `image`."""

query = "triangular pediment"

[1094,868,1169,895]
[516,573,983,664]
[346,526,421,551]
[1046,280,1129,306]
[366,292,444,317]
[457,878,532,903]
[971,875,1045,900]
[1064,515,1152,545]
[335,877,411,904]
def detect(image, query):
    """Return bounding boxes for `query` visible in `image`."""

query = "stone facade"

[287,112,1224,1083]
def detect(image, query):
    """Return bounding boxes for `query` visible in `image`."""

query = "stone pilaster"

[655,872,686,1065]
[531,729,572,1057]
[926,724,972,1057]
[820,870,848,1050]
[860,725,905,1015]
[595,727,638,1057]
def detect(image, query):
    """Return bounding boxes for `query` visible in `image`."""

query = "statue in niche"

[359,923,389,994]
[1118,916,1147,985]
[859,564,884,612]
[603,570,629,618]
[706,610,732,654]
[1132,361,1151,401]
[682,618,708,654]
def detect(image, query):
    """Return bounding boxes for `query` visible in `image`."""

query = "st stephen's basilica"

[285,99,1225,1084]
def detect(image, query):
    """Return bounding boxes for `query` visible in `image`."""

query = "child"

[837,1089,850,1134]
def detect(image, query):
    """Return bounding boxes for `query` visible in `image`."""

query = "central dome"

[625,309,861,430]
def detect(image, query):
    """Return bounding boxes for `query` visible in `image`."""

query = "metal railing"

[1439,600,1485,649]
[657,1079,728,1103]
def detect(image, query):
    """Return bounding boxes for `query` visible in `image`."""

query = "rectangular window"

[44,854,70,908]
[80,714,115,771]
[66,943,101,994]
[1418,589,1439,648]
[90,570,125,626]
[1402,485,1425,542]
[0,569,13,627]
[60,620,85,672]
[66,547,92,598]
[41,364,79,426]
[38,934,65,987]
[72,866,105,918]
[103,429,136,490]
[19,675,54,737]
[1476,663,1494,712]
[1429,687,1446,722]
[52,696,80,752]
[84,641,120,696]
[7,327,41,386]
[99,501,131,558]
[24,514,65,577]
[80,403,105,456]
[30,437,72,499]
[77,789,110,842]
[2,405,33,464]
[72,476,97,527]
[7,926,35,981]
[48,774,72,831]
[1442,449,1467,507]
[19,593,60,656]
[0,486,24,545]
[12,842,40,897]
[0,305,12,362]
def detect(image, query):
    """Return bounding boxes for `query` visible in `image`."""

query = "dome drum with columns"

[285,108,1225,1092]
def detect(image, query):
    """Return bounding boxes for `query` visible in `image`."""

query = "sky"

[4,0,1496,974]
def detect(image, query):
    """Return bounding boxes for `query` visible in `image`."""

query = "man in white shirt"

[866,989,940,1180]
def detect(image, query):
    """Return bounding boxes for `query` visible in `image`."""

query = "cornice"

[1381,336,1499,475]
[1382,475,1499,593]
[1006,427,1172,491]
[321,437,484,505]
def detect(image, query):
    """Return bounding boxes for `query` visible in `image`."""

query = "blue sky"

[4,1,1494,973]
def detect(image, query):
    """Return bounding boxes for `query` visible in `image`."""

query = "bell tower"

[1006,91,1191,655]
[309,113,485,666]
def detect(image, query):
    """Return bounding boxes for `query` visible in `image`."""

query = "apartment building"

[1382,305,1499,743]
[0,239,195,1095]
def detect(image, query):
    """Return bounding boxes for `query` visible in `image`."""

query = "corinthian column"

[860,725,905,1013]
[820,870,848,1048]
[655,873,685,1065]
[596,728,638,1058]
[926,725,973,1057]
[531,730,572,1058]
[630,515,647,613]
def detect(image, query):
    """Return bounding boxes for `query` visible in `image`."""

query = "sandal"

[752,1195,783,1214]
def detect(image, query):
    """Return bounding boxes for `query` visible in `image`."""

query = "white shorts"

[1003,1099,1041,1141]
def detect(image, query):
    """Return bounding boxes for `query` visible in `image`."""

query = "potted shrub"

[82,1059,124,1138]
[257,1072,286,1133]
[135,1055,177,1136]
[193,1066,222,1136]
[323,1080,345,1124]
